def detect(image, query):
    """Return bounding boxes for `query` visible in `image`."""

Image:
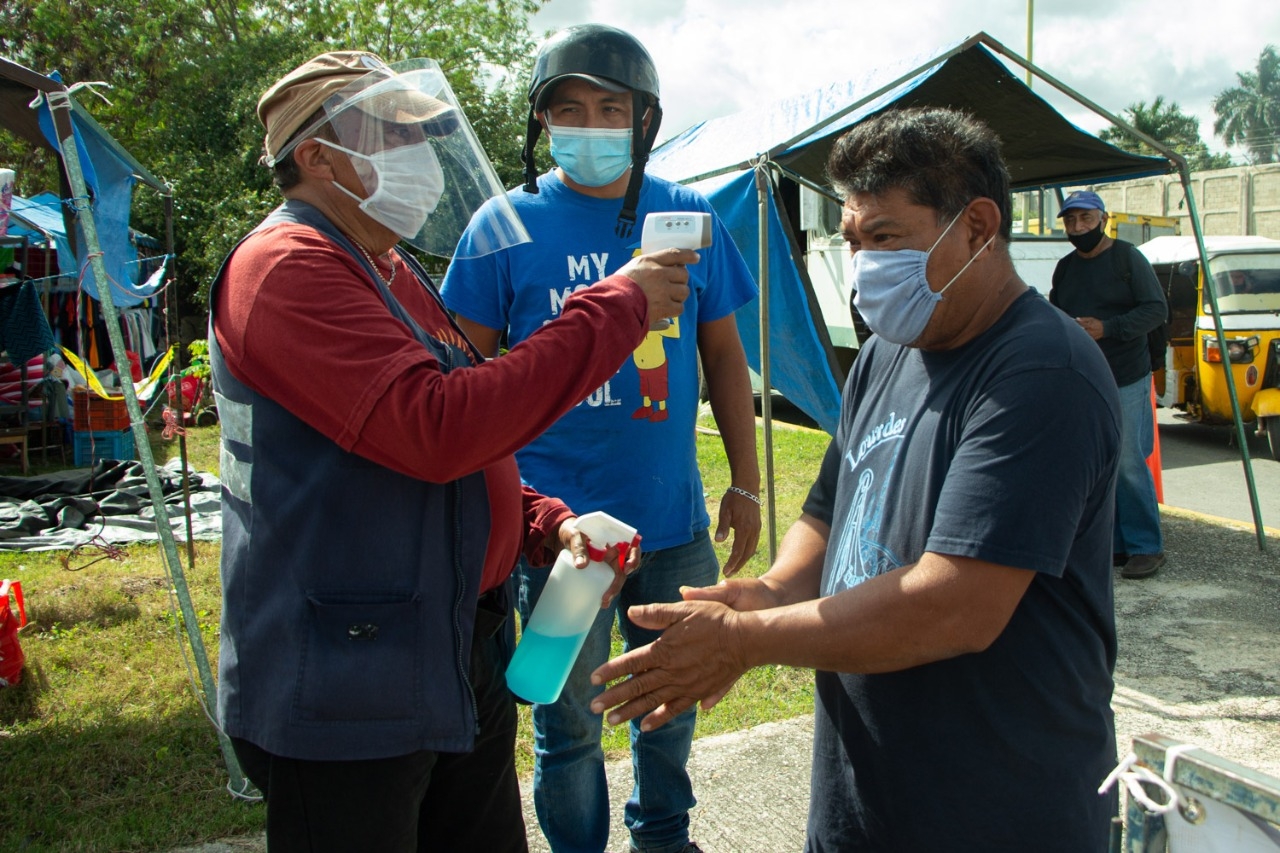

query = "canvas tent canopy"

[647,31,1172,436]
[645,31,1268,551]
[1,56,170,307]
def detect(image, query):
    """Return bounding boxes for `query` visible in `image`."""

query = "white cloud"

[530,0,1278,158]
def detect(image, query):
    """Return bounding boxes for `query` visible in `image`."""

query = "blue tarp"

[32,79,161,307]
[6,191,162,305]
[7,192,78,276]
[648,33,1172,434]
[693,171,843,434]
[1,59,167,308]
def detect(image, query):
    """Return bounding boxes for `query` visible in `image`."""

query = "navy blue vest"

[211,201,497,760]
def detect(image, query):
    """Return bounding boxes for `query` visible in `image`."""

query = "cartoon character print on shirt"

[826,411,908,595]
[628,247,677,423]
[547,247,679,420]
[630,317,678,422]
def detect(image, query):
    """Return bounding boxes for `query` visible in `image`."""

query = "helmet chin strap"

[521,110,543,194]
[615,99,662,239]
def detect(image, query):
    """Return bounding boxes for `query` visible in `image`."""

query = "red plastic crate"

[72,388,131,431]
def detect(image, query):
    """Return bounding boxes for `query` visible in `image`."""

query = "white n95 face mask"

[321,139,445,240]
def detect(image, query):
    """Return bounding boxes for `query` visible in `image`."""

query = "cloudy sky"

[529,0,1277,160]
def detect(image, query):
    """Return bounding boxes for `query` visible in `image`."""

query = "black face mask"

[1068,222,1104,253]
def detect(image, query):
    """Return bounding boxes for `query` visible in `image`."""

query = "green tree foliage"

[1213,44,1280,165]
[1098,96,1232,171]
[0,0,542,307]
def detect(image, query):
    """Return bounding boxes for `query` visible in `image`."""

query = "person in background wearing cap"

[588,107,1120,853]
[1050,190,1168,580]
[210,51,696,853]
[441,24,759,853]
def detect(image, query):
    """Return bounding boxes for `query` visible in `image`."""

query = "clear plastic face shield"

[272,57,529,259]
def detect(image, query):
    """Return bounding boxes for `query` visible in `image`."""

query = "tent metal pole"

[755,160,777,562]
[1178,167,1268,550]
[163,190,197,568]
[979,33,1173,163]
[45,88,252,794]
[1025,0,1034,88]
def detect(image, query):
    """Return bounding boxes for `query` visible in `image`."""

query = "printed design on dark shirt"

[829,411,907,592]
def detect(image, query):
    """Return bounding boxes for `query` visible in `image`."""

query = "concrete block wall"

[1091,163,1280,240]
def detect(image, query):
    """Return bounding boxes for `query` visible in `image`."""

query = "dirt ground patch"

[1112,508,1280,778]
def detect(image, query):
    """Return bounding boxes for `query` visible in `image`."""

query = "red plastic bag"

[111,350,143,382]
[0,579,28,687]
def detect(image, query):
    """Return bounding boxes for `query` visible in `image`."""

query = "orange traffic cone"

[1146,378,1164,504]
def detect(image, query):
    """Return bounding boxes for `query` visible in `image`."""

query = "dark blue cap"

[1058,190,1106,216]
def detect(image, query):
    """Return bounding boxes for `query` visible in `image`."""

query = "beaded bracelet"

[726,485,763,507]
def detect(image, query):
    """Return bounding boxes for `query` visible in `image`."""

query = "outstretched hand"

[589,598,751,731]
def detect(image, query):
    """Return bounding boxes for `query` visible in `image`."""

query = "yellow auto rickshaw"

[1138,235,1280,460]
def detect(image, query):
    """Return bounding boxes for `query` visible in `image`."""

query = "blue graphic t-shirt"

[800,291,1122,851]
[441,173,756,549]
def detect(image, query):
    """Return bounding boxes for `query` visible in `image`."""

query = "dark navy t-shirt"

[1050,241,1167,387]
[802,291,1120,852]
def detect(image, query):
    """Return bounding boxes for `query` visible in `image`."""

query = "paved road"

[1156,407,1280,532]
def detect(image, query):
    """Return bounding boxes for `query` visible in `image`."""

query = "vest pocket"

[294,593,421,722]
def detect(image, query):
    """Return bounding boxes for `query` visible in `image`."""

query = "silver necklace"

[354,242,397,288]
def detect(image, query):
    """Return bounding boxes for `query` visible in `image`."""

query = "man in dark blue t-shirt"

[590,108,1121,852]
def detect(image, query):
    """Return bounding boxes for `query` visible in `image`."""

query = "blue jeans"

[1114,375,1163,556]
[519,530,720,853]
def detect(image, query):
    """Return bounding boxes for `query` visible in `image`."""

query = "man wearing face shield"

[588,108,1122,852]
[441,25,759,853]
[209,51,695,852]
[1050,190,1168,580]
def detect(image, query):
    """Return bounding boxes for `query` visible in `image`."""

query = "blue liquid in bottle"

[505,628,590,705]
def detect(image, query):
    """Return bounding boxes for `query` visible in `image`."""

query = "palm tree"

[1100,96,1232,171]
[1213,45,1280,165]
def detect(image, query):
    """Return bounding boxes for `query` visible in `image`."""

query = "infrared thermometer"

[641,211,713,254]
[641,212,712,329]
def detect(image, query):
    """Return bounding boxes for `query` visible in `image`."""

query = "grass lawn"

[0,414,830,852]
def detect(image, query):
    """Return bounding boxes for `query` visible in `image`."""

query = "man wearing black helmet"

[442,24,760,853]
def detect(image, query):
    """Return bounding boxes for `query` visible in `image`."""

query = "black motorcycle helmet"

[521,24,663,238]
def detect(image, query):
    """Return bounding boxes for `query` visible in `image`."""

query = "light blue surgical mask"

[852,208,994,346]
[547,121,633,187]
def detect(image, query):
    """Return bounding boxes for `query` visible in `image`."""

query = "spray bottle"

[505,511,640,705]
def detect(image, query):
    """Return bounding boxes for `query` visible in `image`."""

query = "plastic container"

[505,511,639,705]
[1,579,27,687]
[73,428,135,466]
[72,388,131,431]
